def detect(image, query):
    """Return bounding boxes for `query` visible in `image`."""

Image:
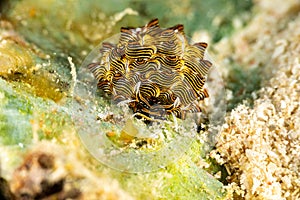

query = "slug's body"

[88,19,211,120]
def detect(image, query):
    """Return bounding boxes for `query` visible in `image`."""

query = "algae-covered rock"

[0,0,260,199]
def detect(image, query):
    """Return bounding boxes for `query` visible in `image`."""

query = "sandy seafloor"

[0,0,299,199]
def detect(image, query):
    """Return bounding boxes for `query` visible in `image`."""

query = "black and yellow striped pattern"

[88,19,211,120]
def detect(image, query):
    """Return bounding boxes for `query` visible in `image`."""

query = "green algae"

[108,140,226,199]
[0,79,70,146]
[0,80,33,145]
[0,76,226,198]
[0,66,226,198]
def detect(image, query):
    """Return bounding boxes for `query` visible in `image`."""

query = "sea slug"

[88,19,211,120]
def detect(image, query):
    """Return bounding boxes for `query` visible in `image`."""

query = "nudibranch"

[88,19,211,120]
